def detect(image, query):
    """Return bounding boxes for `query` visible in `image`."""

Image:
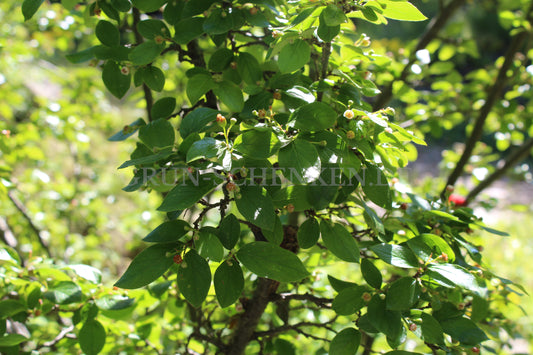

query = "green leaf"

[332,286,367,315]
[95,295,135,311]
[320,221,360,263]
[0,300,26,318]
[131,0,166,12]
[129,41,165,65]
[186,137,223,163]
[209,48,235,72]
[67,264,102,284]
[262,215,283,245]
[328,275,358,292]
[383,352,424,355]
[214,260,244,307]
[198,228,225,262]
[203,8,233,35]
[102,61,130,99]
[44,281,82,304]
[137,19,170,40]
[174,17,205,45]
[322,4,347,26]
[158,174,218,212]
[0,334,29,346]
[421,313,445,346]
[143,66,165,92]
[143,220,190,243]
[407,233,456,262]
[329,328,361,355]
[108,118,145,141]
[138,118,175,149]
[151,97,176,120]
[237,242,309,282]
[117,147,173,169]
[360,258,382,289]
[65,46,97,63]
[79,320,106,355]
[367,295,403,340]
[233,129,281,159]
[362,163,392,209]
[380,0,427,22]
[187,74,216,105]
[235,186,276,231]
[114,244,175,289]
[110,0,131,12]
[96,20,120,47]
[236,52,262,85]
[218,213,240,250]
[297,217,320,249]
[370,243,419,268]
[439,317,488,345]
[213,80,244,112]
[278,139,321,184]
[426,264,486,296]
[291,102,337,131]
[386,277,419,311]
[278,39,310,73]
[180,107,218,138]
[177,250,212,307]
[317,13,340,42]
[22,0,44,21]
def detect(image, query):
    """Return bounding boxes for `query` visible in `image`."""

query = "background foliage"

[1,0,532,354]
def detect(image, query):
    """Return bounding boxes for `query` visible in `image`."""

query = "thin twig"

[7,190,51,257]
[41,325,75,348]
[270,292,332,308]
[443,29,531,195]
[372,0,465,110]
[466,136,533,202]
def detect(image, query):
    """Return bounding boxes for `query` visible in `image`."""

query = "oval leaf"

[114,244,175,289]
[370,243,419,268]
[177,250,212,307]
[360,258,382,289]
[291,102,337,131]
[214,260,244,307]
[297,217,320,249]
[79,320,106,355]
[143,220,191,243]
[279,39,310,73]
[96,20,120,47]
[102,61,130,99]
[320,221,360,263]
[278,139,321,184]
[237,242,309,283]
[329,328,361,355]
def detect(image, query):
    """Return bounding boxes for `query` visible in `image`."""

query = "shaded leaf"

[177,250,212,307]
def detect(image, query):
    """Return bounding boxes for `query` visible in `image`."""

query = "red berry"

[400,203,408,210]
[472,346,480,353]
[448,194,467,206]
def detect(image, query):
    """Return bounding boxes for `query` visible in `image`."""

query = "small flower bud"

[173,254,183,264]
[273,91,282,100]
[154,35,164,44]
[216,113,227,125]
[286,204,295,213]
[120,66,130,75]
[409,323,417,331]
[362,292,372,302]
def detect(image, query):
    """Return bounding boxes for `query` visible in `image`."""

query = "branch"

[0,217,24,264]
[372,0,465,110]
[132,8,154,121]
[443,28,530,195]
[252,319,337,340]
[7,190,52,257]
[270,292,332,308]
[466,136,533,202]
[317,42,332,102]
[41,325,75,348]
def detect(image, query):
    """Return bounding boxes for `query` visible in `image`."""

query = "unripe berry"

[346,130,355,139]
[343,109,355,119]
[249,7,258,15]
[226,181,238,192]
[258,109,267,118]
[286,204,295,213]
[230,61,237,70]
[379,293,386,300]
[154,35,164,44]
[441,252,449,262]
[362,292,372,302]
[216,113,227,125]
[121,66,130,75]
